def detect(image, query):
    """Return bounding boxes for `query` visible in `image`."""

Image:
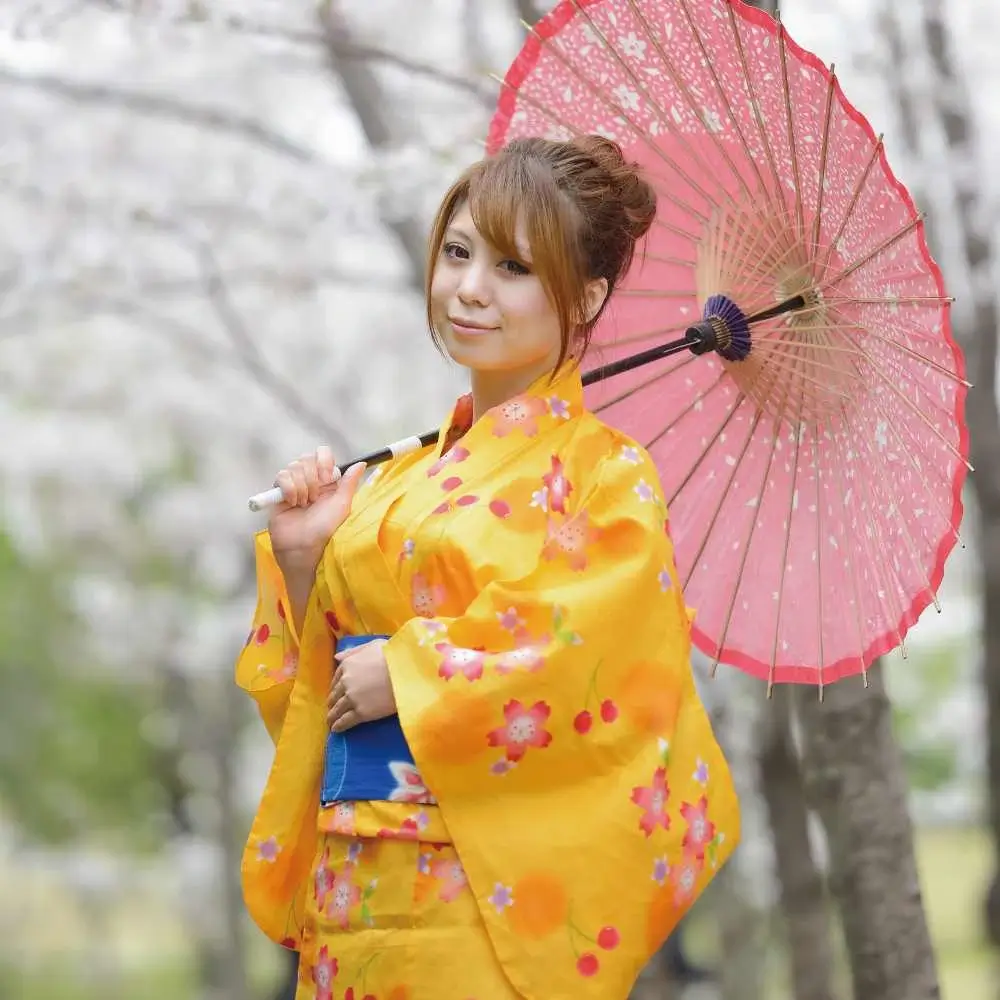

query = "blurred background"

[0,0,996,998]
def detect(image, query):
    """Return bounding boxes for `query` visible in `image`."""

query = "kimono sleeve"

[235,530,312,744]
[382,446,738,998]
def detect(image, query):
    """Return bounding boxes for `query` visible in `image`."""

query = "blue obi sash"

[320,634,433,807]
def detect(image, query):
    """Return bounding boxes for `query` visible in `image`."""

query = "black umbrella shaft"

[746,294,807,325]
[582,331,697,387]
[331,298,805,474]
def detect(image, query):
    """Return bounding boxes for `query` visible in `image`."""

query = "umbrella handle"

[247,434,435,512]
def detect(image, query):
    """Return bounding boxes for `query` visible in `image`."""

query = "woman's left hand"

[328,639,397,733]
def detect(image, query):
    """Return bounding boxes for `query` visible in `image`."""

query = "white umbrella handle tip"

[248,486,285,512]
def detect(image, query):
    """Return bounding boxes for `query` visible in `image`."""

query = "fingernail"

[331,467,343,482]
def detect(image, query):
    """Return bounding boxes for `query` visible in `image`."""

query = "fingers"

[327,693,354,728]
[316,445,341,487]
[275,446,343,507]
[331,708,361,733]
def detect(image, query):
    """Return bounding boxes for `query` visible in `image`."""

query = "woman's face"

[429,203,563,381]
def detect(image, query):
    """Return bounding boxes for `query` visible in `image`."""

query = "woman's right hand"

[267,446,367,572]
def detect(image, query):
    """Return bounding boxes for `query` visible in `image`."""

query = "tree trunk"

[796,665,940,1000]
[915,0,1000,949]
[318,1,427,288]
[759,689,839,1000]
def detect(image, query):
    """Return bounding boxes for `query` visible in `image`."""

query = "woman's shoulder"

[572,411,661,486]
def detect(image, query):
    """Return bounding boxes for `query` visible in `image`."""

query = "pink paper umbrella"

[488,0,970,690]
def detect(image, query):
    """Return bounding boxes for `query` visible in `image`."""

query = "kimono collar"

[436,362,585,458]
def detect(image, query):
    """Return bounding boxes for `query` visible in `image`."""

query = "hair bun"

[570,134,657,241]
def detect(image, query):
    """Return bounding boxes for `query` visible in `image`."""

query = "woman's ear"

[583,277,609,325]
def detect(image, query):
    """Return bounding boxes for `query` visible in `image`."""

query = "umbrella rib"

[838,323,970,428]
[777,20,806,243]
[819,216,925,291]
[590,362,677,415]
[824,316,971,387]
[673,0,776,205]
[492,75,709,234]
[525,16,729,214]
[833,405,912,661]
[824,419,875,684]
[681,405,764,596]
[821,295,954,309]
[863,390,965,548]
[609,321,699,348]
[667,391,747,508]
[725,1,786,202]
[816,134,884,275]
[810,65,838,255]
[647,368,730,453]
[845,403,942,614]
[576,0,752,207]
[708,415,784,680]
[811,429,827,695]
[643,252,700,268]
[767,416,803,695]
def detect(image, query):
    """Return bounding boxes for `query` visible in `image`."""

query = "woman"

[237,135,739,1000]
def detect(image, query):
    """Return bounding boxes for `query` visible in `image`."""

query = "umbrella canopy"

[487,0,969,688]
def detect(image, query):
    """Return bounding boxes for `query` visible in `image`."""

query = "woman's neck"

[469,356,558,421]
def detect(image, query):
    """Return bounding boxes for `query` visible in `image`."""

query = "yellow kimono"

[237,363,739,1000]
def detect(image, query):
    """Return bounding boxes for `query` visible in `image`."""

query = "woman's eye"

[443,242,469,259]
[499,259,530,276]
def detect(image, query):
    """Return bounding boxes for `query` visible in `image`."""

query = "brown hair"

[425,135,657,372]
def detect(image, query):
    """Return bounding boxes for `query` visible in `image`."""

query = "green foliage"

[0,532,162,847]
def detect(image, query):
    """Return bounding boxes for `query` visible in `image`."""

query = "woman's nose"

[457,264,490,306]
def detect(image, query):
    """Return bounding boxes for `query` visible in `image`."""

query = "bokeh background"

[0,1,996,998]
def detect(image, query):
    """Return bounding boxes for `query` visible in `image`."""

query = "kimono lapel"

[330,363,586,635]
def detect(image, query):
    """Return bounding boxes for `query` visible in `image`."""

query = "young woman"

[237,134,739,1000]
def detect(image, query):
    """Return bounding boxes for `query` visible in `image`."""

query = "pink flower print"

[427,444,470,478]
[435,643,486,681]
[429,858,468,902]
[490,395,548,438]
[388,761,435,803]
[494,644,546,675]
[399,538,416,563]
[651,856,669,886]
[490,759,517,775]
[411,573,447,617]
[264,651,298,683]
[312,945,337,1000]
[671,851,701,903]
[541,512,597,571]
[542,455,573,515]
[326,865,362,929]
[383,809,430,840]
[487,700,553,762]
[634,479,656,504]
[490,882,515,913]
[631,767,671,838]
[327,802,356,836]
[680,797,716,861]
[254,624,271,645]
[314,846,335,911]
[497,607,525,633]
[257,836,281,863]
[548,396,571,420]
